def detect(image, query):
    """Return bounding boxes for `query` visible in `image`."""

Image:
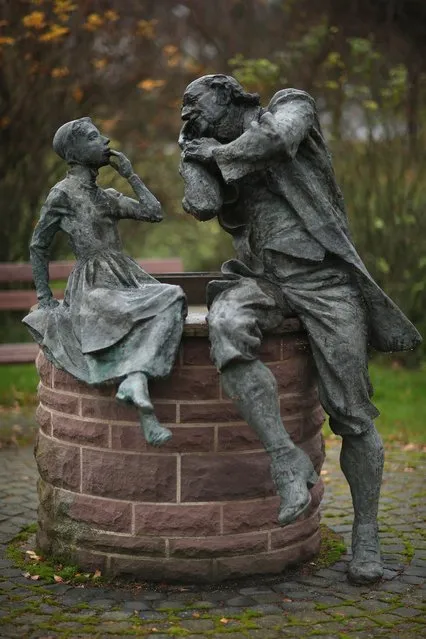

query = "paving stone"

[404,565,426,577]
[98,621,135,632]
[1,444,425,639]
[358,599,393,613]
[378,581,412,593]
[189,600,214,608]
[239,586,276,595]
[377,612,412,626]
[207,606,247,617]
[123,600,152,611]
[100,610,134,620]
[328,605,365,617]
[88,598,116,609]
[391,606,423,618]
[0,581,17,591]
[180,619,216,631]
[136,591,164,600]
[314,594,349,606]
[200,589,240,602]
[249,603,285,614]
[138,610,168,621]
[400,574,424,585]
[280,600,317,612]
[227,595,256,607]
[383,568,400,580]
[239,631,280,639]
[153,600,187,611]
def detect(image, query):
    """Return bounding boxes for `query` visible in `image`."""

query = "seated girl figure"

[23,117,187,446]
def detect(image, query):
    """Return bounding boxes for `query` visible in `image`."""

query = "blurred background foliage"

[0,0,425,357]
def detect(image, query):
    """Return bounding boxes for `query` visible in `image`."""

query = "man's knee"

[208,302,244,338]
[342,426,384,459]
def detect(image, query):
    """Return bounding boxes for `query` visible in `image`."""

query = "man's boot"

[221,359,318,525]
[340,427,384,584]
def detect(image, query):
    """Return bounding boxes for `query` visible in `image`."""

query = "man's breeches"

[208,255,379,437]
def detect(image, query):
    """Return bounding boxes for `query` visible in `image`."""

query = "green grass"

[0,363,38,407]
[320,361,426,445]
[369,360,426,444]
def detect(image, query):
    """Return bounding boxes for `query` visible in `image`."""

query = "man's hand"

[145,209,163,223]
[183,138,222,164]
[109,150,133,179]
[39,296,59,310]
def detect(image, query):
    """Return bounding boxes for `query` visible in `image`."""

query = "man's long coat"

[210,89,421,353]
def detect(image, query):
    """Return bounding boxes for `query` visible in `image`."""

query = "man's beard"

[181,110,242,144]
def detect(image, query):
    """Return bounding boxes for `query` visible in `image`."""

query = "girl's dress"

[23,166,186,385]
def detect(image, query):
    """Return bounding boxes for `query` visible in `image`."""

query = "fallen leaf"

[282,597,292,602]
[30,575,40,580]
[192,612,200,618]
[93,569,101,579]
[220,618,229,624]
[53,575,63,583]
[22,572,31,579]
[403,443,416,451]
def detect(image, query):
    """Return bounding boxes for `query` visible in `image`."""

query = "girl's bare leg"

[116,372,172,446]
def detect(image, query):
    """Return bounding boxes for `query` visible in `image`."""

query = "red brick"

[63,493,132,533]
[82,449,177,502]
[35,351,52,387]
[53,368,113,397]
[280,391,320,415]
[276,317,303,333]
[181,338,212,366]
[108,555,214,582]
[80,397,176,423]
[217,424,263,451]
[36,404,52,436]
[223,497,280,534]
[72,548,107,573]
[180,401,240,424]
[134,504,221,536]
[300,432,325,473]
[215,530,321,581]
[269,360,317,395]
[80,397,138,422]
[181,452,274,502]
[270,508,320,549]
[150,367,220,400]
[35,431,80,491]
[259,336,282,361]
[52,414,109,448]
[282,405,325,444]
[169,531,268,558]
[310,479,325,509]
[111,424,214,453]
[281,334,311,359]
[38,384,79,415]
[79,531,166,556]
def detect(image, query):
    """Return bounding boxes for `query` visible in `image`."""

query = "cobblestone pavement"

[0,440,424,638]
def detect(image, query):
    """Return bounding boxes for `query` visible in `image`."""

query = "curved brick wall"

[34,313,325,583]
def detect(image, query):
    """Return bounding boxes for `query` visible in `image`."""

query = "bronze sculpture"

[179,74,422,584]
[24,117,187,447]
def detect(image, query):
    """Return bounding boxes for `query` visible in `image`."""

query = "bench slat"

[0,343,39,364]
[0,258,184,283]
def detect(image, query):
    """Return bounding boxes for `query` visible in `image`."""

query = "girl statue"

[23,117,187,446]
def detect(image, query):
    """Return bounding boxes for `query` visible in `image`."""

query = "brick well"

[34,308,325,583]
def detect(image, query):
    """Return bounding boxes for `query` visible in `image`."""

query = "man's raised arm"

[213,89,315,183]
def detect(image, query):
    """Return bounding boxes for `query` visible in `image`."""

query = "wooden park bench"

[0,258,190,364]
